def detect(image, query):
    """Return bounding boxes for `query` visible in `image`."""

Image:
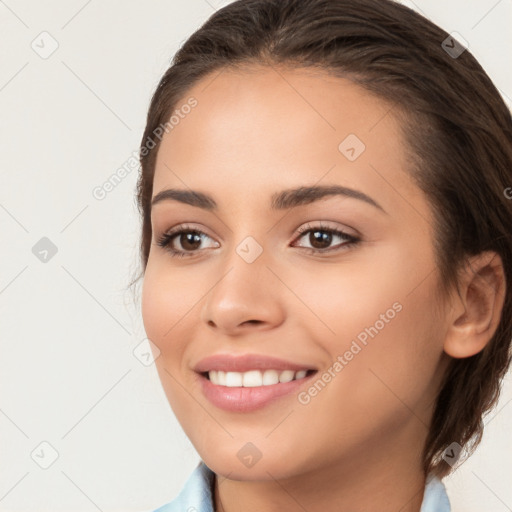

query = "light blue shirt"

[151,460,451,512]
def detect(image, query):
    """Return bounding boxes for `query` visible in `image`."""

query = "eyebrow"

[150,185,387,214]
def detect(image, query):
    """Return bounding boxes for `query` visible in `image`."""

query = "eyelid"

[294,220,358,238]
[162,222,219,240]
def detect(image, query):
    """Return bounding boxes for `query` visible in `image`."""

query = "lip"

[197,369,318,412]
[193,353,317,373]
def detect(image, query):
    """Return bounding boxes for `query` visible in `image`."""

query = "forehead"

[152,65,430,227]
[161,65,399,155]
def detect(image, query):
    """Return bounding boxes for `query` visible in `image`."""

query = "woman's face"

[141,65,452,480]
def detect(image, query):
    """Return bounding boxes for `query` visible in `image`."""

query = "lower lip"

[198,371,317,412]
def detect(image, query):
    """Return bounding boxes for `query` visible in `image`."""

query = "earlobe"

[443,251,506,359]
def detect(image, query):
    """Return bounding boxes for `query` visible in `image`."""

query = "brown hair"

[131,0,512,479]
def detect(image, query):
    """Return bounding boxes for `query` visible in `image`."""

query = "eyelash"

[155,222,360,259]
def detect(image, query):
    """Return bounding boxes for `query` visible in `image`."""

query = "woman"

[133,0,512,510]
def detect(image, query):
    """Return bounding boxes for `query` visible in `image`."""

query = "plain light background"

[0,0,511,511]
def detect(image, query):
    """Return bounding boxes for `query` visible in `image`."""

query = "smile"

[198,369,318,412]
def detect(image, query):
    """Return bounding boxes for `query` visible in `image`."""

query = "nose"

[200,244,285,335]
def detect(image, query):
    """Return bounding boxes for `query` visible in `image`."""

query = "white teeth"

[207,369,310,387]
[243,370,263,387]
[225,371,243,387]
[262,369,279,385]
[278,370,295,383]
[295,370,307,379]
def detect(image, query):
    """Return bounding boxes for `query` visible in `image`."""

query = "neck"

[213,421,429,512]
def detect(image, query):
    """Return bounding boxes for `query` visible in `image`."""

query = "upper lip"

[193,353,317,373]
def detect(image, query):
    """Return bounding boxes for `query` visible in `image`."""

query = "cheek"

[141,263,191,376]
[321,275,444,428]
[141,263,202,417]
[141,258,200,346]
[283,256,405,346]
[141,267,168,347]
[297,247,444,409]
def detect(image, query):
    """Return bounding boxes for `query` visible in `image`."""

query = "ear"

[443,251,507,359]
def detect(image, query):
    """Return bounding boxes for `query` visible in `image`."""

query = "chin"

[198,444,309,482]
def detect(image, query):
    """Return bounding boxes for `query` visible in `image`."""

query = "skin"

[141,65,506,512]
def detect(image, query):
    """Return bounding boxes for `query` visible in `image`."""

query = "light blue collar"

[152,460,451,512]
[420,473,451,512]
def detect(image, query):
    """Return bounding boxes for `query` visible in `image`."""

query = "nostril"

[242,320,262,326]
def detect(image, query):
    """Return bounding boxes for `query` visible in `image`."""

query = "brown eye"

[293,223,360,254]
[156,225,219,258]
[177,232,203,251]
[307,230,334,250]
